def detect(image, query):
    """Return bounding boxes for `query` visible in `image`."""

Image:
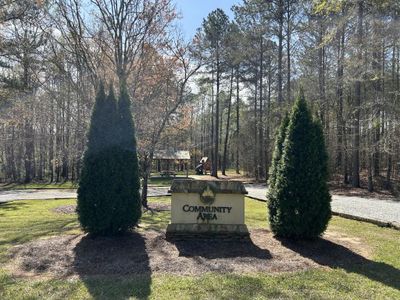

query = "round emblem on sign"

[200,185,215,205]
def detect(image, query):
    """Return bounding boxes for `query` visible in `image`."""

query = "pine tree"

[77,83,141,235]
[268,91,331,239]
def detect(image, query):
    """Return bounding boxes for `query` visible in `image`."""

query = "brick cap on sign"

[169,179,248,194]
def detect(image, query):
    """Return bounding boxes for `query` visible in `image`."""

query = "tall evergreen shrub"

[268,91,331,239]
[268,113,289,190]
[77,83,141,235]
[111,84,141,228]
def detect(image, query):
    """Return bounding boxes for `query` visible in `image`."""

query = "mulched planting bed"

[147,202,170,211]
[7,229,369,278]
[52,205,77,214]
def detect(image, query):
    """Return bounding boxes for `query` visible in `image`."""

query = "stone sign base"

[166,223,250,240]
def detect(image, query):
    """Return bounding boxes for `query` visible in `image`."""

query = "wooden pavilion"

[153,149,191,177]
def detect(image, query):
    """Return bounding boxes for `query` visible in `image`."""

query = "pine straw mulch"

[6,228,371,279]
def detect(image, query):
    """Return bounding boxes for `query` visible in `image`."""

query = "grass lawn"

[147,177,175,187]
[4,178,172,189]
[0,197,399,299]
[3,181,78,190]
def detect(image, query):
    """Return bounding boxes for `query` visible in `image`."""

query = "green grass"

[147,176,194,187]
[0,199,80,263]
[147,177,174,187]
[5,181,78,190]
[0,197,399,299]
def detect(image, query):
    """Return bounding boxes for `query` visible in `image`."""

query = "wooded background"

[1,0,399,192]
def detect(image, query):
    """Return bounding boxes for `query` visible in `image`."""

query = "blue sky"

[174,0,241,40]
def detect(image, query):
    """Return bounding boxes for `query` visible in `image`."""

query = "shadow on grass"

[0,219,79,247]
[0,202,30,214]
[74,232,151,300]
[279,237,400,291]
[171,238,271,259]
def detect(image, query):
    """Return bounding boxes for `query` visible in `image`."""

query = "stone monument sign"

[166,179,249,238]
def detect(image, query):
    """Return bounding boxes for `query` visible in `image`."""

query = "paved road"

[331,195,400,227]
[0,189,77,202]
[1,185,399,227]
[245,184,400,227]
[0,187,170,203]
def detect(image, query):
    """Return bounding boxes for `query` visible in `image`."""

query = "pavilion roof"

[153,149,190,160]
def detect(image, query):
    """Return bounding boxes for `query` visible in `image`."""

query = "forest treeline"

[0,0,399,192]
[191,0,400,191]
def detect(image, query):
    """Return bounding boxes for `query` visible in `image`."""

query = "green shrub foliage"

[268,91,331,239]
[77,83,141,235]
[113,84,141,226]
[268,113,289,190]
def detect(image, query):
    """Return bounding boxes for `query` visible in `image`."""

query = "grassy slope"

[0,197,399,299]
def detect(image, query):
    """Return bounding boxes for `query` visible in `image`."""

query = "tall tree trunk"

[38,125,44,181]
[235,67,240,174]
[385,37,397,189]
[199,104,202,159]
[368,122,374,192]
[210,64,215,172]
[7,126,17,181]
[254,79,259,181]
[141,153,153,209]
[286,0,291,102]
[352,0,363,188]
[265,55,272,180]
[368,150,374,192]
[372,18,382,178]
[222,69,234,175]
[259,38,265,179]
[212,46,220,178]
[343,119,350,184]
[318,18,326,123]
[277,0,284,103]
[336,20,345,181]
[24,122,33,183]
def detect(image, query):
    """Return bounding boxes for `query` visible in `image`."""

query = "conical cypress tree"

[77,83,141,235]
[268,91,331,239]
[107,84,141,230]
[104,85,119,146]
[268,113,289,190]
[77,82,119,235]
[267,113,289,221]
[84,81,108,152]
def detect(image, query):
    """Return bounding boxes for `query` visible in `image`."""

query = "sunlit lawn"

[4,181,78,190]
[147,177,176,187]
[0,197,399,299]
